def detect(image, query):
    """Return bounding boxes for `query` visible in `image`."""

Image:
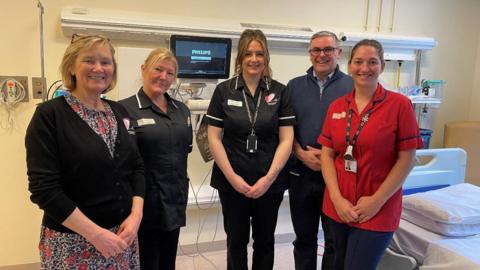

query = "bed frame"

[403,148,466,192]
[376,148,467,270]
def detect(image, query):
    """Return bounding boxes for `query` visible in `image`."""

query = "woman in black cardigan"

[25,34,145,269]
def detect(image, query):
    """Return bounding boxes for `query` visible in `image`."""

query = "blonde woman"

[120,48,192,270]
[26,34,145,269]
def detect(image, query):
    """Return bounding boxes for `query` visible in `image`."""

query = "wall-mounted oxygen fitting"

[0,77,28,131]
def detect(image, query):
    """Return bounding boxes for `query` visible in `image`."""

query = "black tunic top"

[120,89,192,231]
[206,75,295,194]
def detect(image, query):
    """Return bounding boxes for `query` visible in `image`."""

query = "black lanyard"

[344,86,388,161]
[242,88,262,135]
[345,106,374,147]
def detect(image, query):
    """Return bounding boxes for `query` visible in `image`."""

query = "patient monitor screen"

[170,35,232,79]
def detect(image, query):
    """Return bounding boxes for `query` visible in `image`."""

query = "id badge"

[246,133,258,153]
[345,159,357,173]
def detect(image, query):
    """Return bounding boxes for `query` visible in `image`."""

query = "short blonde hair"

[235,29,272,81]
[60,34,117,93]
[143,48,178,76]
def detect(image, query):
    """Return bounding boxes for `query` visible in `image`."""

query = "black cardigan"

[26,97,145,233]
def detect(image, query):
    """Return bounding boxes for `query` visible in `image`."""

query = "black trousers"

[219,190,284,270]
[138,227,180,270]
[289,168,334,270]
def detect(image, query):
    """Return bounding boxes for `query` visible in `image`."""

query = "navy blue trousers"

[219,190,284,270]
[138,227,180,270]
[328,218,393,270]
[289,169,334,270]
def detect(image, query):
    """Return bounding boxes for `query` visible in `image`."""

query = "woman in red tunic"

[318,39,423,270]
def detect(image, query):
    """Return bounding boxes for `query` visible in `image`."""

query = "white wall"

[470,32,480,121]
[393,0,480,139]
[1,0,480,266]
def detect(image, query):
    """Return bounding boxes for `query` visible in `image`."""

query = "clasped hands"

[294,143,322,171]
[88,212,142,259]
[229,173,274,199]
[333,195,383,224]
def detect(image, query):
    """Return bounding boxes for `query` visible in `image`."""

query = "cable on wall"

[364,0,370,31]
[37,0,47,102]
[390,0,397,32]
[46,80,64,100]
[377,0,384,32]
[177,166,221,269]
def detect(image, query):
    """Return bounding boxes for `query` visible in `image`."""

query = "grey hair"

[310,31,341,47]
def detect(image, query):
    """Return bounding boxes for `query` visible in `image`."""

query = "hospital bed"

[377,148,480,270]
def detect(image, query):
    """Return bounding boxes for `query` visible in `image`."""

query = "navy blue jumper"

[286,65,353,270]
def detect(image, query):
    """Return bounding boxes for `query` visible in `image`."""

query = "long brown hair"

[234,29,272,81]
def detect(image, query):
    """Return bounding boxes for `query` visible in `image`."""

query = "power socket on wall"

[32,77,47,99]
[0,76,29,102]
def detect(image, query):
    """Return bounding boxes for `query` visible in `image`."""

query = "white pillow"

[402,208,480,237]
[402,183,480,236]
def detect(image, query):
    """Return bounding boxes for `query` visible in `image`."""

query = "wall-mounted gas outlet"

[0,76,29,102]
[32,77,47,99]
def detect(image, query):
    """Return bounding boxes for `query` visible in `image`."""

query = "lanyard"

[343,86,387,163]
[345,108,373,146]
[242,88,262,135]
[344,101,377,160]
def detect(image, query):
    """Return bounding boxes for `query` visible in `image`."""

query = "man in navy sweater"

[287,31,353,270]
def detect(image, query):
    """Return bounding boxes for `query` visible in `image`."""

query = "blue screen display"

[171,35,232,79]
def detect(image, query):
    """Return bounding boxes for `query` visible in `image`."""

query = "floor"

[0,242,324,270]
[176,242,324,270]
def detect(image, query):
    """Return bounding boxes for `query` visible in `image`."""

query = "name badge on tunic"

[227,99,243,107]
[345,160,357,173]
[137,118,156,126]
[344,145,357,173]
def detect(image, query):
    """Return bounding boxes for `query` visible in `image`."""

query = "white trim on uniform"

[205,114,224,122]
[171,100,179,109]
[135,93,143,109]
